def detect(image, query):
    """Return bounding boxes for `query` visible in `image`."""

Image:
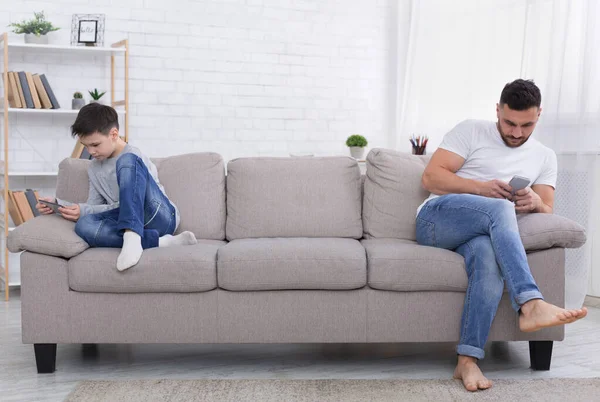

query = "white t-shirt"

[417,119,557,215]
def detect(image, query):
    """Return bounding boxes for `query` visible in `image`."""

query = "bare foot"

[519,299,588,333]
[453,356,493,392]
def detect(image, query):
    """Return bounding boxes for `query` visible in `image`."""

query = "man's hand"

[58,204,80,222]
[36,197,56,215]
[513,187,542,213]
[477,180,513,199]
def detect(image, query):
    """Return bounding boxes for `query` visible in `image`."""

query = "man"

[416,79,587,392]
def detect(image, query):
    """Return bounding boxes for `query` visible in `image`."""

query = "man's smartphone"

[509,175,530,196]
[39,199,65,214]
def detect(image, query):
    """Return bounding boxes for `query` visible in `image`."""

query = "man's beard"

[497,122,530,148]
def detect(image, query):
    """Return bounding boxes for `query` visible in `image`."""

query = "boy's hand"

[36,197,56,215]
[59,204,80,222]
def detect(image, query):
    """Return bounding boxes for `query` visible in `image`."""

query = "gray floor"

[2,291,599,402]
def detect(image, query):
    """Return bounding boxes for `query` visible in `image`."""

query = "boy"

[36,103,197,271]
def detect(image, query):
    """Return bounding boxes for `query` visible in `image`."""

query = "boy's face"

[79,129,119,160]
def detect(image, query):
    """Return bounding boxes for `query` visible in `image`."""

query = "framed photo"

[78,20,98,43]
[71,14,105,46]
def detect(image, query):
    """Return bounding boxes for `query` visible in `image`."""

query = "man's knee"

[483,198,517,224]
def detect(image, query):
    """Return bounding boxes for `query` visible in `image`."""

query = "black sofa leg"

[529,341,553,371]
[34,344,57,374]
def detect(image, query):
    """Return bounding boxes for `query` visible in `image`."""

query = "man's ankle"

[457,355,478,365]
[520,298,543,315]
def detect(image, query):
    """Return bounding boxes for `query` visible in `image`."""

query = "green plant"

[73,92,83,99]
[88,89,106,100]
[8,11,59,36]
[346,134,368,148]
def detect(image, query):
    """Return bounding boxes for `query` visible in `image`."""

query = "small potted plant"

[72,92,85,110]
[88,89,107,104]
[346,134,368,159]
[8,11,59,45]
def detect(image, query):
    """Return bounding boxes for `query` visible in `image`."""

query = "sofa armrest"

[517,213,586,252]
[7,215,89,258]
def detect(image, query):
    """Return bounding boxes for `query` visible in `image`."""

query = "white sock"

[159,231,198,247]
[117,231,143,271]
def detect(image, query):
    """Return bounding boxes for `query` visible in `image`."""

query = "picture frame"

[71,14,105,47]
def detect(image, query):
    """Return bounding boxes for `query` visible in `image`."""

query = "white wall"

[1,0,398,167]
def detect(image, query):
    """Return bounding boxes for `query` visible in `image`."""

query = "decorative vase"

[349,147,365,160]
[24,34,48,45]
[72,98,86,110]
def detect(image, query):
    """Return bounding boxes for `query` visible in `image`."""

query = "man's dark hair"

[499,79,542,111]
[71,103,119,138]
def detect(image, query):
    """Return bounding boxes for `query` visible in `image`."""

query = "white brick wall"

[2,0,397,167]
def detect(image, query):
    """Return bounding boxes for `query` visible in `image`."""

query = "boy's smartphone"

[509,175,530,195]
[39,199,65,214]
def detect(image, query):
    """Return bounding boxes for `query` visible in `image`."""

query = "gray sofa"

[8,148,587,374]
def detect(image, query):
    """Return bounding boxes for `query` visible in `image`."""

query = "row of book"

[3,71,60,109]
[6,144,91,227]
[7,189,40,226]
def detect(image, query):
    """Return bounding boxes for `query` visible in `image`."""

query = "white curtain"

[395,0,600,307]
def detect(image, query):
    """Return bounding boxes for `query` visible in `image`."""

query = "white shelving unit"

[8,108,83,115]
[0,33,129,299]
[0,171,58,176]
[7,42,126,54]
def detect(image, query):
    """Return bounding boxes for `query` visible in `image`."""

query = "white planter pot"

[72,98,86,110]
[90,100,105,105]
[349,147,365,160]
[24,34,48,45]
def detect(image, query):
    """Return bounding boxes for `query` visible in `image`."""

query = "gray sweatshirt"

[57,144,180,230]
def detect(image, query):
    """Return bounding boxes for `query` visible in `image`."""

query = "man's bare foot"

[519,299,588,333]
[453,356,493,392]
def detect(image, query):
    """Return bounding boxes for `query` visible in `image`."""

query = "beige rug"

[65,378,600,402]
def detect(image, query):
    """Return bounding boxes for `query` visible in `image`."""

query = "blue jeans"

[416,194,544,360]
[75,153,176,249]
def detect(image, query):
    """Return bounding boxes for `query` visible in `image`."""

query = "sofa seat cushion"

[68,240,225,293]
[217,238,367,291]
[362,239,468,291]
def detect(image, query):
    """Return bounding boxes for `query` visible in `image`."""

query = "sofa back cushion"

[56,152,226,240]
[154,152,226,239]
[56,158,90,203]
[226,156,363,240]
[363,148,430,240]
